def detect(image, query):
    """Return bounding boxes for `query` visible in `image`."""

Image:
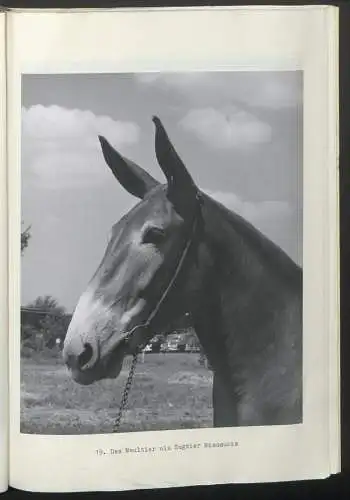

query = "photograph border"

[19,68,304,436]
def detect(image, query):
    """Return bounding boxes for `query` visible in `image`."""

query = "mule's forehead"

[92,186,184,297]
[113,186,180,236]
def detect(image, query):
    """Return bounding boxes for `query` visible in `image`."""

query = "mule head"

[63,117,201,385]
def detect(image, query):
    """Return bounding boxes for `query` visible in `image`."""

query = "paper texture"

[0,12,8,494]
[7,6,339,492]
[326,8,340,474]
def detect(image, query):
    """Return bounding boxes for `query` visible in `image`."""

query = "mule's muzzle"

[63,331,129,385]
[63,336,99,373]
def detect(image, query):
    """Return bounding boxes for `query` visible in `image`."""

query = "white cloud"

[250,76,301,109]
[205,189,299,262]
[135,73,162,84]
[135,71,302,110]
[22,105,140,189]
[179,107,271,150]
[205,189,291,229]
[136,72,206,89]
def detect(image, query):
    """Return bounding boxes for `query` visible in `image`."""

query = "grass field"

[21,353,214,434]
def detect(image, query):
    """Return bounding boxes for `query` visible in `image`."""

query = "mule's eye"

[142,227,165,245]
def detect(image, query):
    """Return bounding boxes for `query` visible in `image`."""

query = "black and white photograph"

[20,71,303,435]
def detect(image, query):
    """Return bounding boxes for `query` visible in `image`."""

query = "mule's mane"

[200,192,301,289]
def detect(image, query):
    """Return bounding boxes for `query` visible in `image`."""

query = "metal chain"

[113,352,139,432]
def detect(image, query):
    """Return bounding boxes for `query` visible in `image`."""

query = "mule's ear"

[152,116,197,214]
[98,136,160,199]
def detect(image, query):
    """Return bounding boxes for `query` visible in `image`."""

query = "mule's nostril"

[77,343,94,370]
[63,338,100,373]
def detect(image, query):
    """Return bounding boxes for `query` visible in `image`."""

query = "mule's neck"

[190,194,302,388]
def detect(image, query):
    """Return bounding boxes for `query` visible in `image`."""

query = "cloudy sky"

[21,71,303,312]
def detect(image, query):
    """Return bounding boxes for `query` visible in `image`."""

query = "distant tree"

[21,223,31,254]
[26,295,67,348]
[26,295,65,315]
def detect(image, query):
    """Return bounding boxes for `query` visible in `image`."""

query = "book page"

[327,7,340,474]
[8,6,339,492]
[0,11,8,494]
